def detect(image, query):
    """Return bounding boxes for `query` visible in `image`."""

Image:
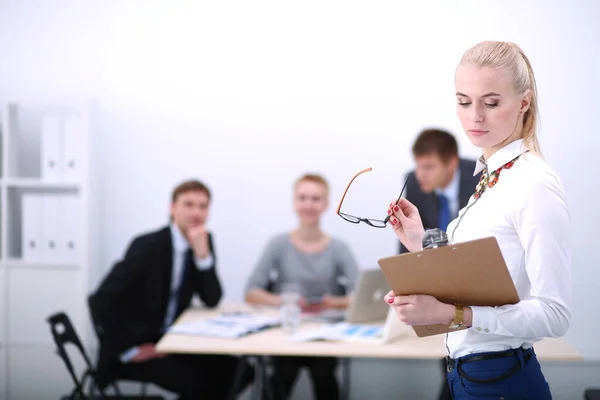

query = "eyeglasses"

[336,167,408,228]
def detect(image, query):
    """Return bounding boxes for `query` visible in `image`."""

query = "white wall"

[1,0,599,386]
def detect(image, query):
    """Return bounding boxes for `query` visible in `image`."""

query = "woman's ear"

[520,89,532,114]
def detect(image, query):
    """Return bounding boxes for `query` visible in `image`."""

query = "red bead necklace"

[473,152,527,200]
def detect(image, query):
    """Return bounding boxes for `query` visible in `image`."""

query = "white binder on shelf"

[59,194,80,264]
[21,193,44,262]
[40,115,63,182]
[41,194,61,263]
[62,115,82,181]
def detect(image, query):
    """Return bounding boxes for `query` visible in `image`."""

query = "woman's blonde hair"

[458,41,541,156]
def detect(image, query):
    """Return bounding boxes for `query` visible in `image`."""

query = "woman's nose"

[470,105,484,122]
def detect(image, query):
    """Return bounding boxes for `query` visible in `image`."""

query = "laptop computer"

[346,268,391,323]
[304,268,391,324]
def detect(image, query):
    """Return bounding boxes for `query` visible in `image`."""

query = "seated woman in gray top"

[245,173,359,400]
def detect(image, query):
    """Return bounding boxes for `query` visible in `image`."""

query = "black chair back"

[47,312,95,399]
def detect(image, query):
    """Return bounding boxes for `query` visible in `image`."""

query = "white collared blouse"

[445,139,571,359]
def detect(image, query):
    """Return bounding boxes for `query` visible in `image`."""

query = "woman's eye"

[458,102,471,107]
[485,103,498,108]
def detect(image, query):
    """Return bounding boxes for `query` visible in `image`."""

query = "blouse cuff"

[469,306,497,334]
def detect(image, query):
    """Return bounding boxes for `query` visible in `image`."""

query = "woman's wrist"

[439,303,456,324]
[266,293,282,307]
[439,303,473,327]
[407,231,425,252]
[408,243,423,252]
[463,306,473,327]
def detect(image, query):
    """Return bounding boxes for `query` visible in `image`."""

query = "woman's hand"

[321,294,350,309]
[387,198,425,252]
[383,292,454,326]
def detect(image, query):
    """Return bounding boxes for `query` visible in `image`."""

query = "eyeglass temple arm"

[383,177,409,223]
[335,167,373,215]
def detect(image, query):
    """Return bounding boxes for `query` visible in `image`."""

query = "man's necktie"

[164,248,194,329]
[175,248,194,316]
[438,194,451,232]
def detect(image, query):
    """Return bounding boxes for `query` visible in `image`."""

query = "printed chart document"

[168,312,280,339]
[289,323,384,342]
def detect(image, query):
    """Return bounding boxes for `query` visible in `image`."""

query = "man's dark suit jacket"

[399,158,480,254]
[88,226,222,389]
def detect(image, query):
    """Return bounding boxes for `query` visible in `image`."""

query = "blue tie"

[163,248,194,331]
[175,248,194,316]
[438,194,450,232]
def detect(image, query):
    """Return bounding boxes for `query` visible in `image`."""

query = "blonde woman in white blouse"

[385,41,571,399]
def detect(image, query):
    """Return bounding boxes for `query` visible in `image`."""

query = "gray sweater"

[246,233,360,298]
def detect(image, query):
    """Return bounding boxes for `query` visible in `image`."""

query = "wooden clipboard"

[377,236,520,337]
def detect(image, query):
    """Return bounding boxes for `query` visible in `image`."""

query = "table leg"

[340,357,351,400]
[226,354,284,400]
[227,356,250,400]
[251,356,264,400]
[261,356,277,400]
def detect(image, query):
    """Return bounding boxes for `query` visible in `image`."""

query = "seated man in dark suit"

[89,179,247,400]
[399,129,480,400]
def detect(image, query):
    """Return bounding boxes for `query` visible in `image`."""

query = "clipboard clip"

[422,228,449,250]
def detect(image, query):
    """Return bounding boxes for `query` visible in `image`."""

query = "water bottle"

[422,228,449,250]
[280,286,301,335]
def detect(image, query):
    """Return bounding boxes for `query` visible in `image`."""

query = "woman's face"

[455,64,530,157]
[293,181,328,225]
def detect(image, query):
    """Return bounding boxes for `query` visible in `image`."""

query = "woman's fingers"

[398,197,419,219]
[384,290,396,304]
[388,201,407,228]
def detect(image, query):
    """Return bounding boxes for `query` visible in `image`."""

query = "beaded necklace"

[449,150,529,245]
[473,151,528,200]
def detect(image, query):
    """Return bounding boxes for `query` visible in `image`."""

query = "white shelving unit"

[0,102,93,399]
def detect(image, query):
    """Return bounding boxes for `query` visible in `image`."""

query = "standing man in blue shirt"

[89,179,249,400]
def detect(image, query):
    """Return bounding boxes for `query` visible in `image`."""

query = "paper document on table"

[302,309,346,323]
[289,323,383,342]
[168,313,280,339]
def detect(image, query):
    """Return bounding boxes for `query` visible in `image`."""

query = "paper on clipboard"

[377,236,519,337]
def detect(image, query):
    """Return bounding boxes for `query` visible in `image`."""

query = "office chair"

[47,311,163,399]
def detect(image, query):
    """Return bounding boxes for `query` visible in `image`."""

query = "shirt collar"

[474,139,527,176]
[170,223,190,252]
[435,166,460,200]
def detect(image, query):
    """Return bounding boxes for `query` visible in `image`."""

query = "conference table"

[156,304,582,399]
